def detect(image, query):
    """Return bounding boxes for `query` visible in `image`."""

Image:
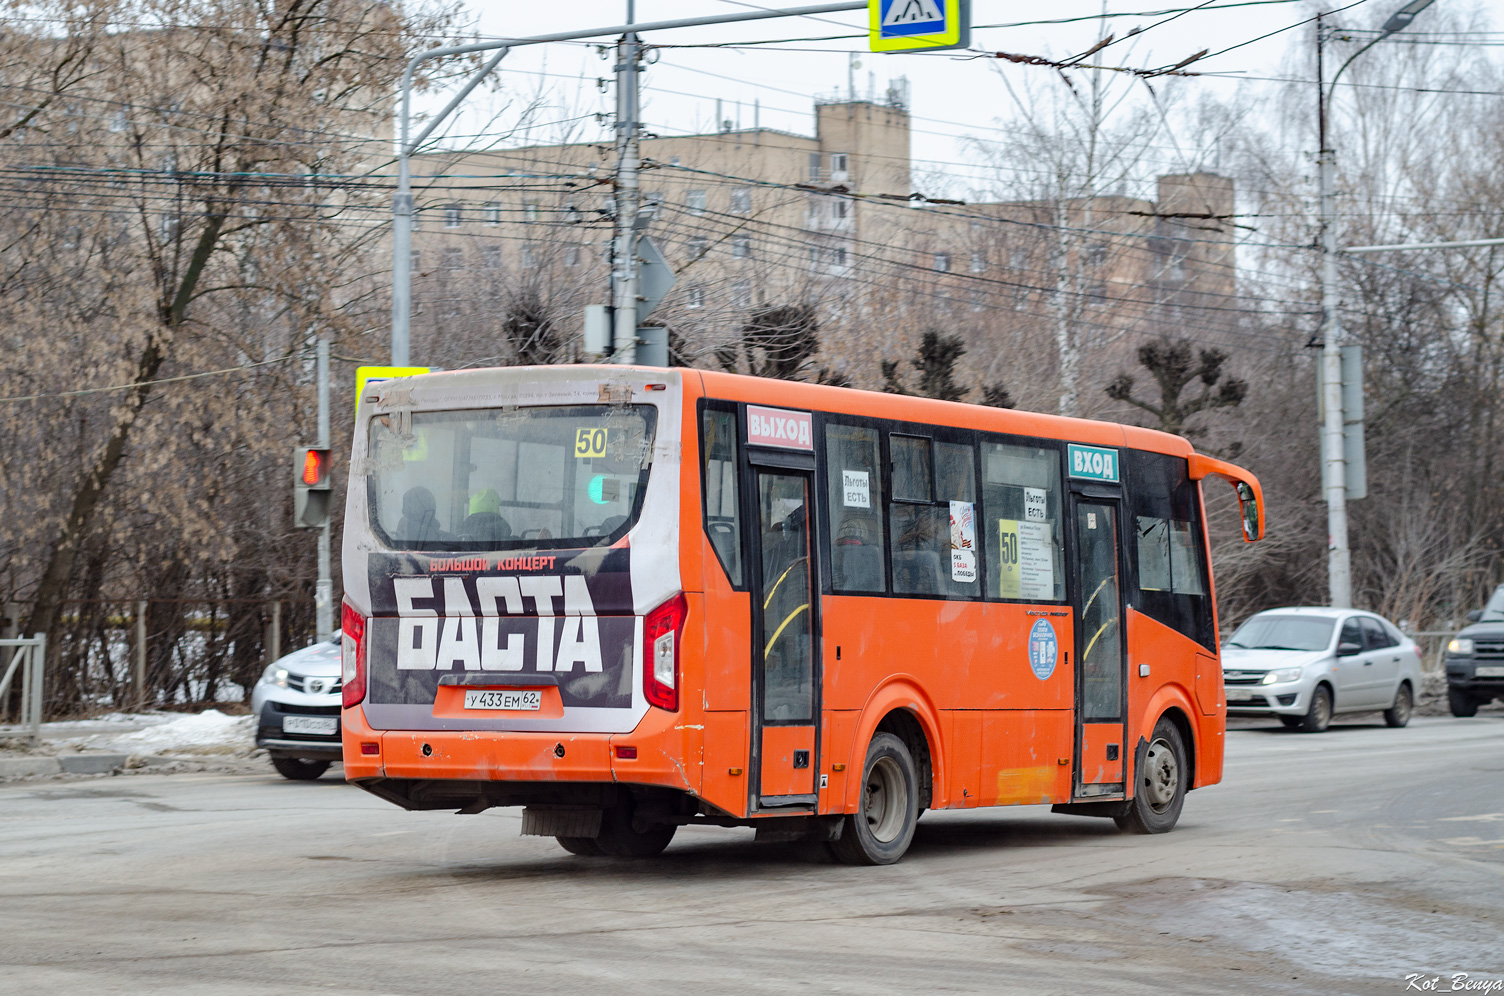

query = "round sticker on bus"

[1028,618,1058,680]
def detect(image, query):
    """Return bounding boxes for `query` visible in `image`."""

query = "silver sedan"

[1221,607,1424,732]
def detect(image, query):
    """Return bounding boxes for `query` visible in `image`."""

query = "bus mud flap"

[521,807,604,838]
[1051,800,1131,818]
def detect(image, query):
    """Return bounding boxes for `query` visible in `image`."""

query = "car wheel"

[828,732,919,866]
[1279,716,1302,730]
[271,756,331,780]
[556,836,605,856]
[1449,687,1480,718]
[1114,718,1187,835]
[1384,682,1413,728]
[595,802,677,858]
[1295,685,1333,733]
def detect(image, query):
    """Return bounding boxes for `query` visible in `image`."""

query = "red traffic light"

[300,448,329,486]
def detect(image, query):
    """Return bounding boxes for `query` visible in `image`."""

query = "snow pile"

[106,709,255,755]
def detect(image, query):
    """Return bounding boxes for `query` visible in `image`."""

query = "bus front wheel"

[829,733,919,866]
[1114,718,1187,835]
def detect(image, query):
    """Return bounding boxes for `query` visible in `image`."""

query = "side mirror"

[1236,481,1262,542]
[1337,641,1363,657]
[1468,610,1483,623]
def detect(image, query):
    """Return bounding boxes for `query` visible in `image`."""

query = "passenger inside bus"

[397,487,450,544]
[461,488,512,543]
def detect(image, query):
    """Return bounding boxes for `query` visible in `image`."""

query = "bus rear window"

[367,404,657,551]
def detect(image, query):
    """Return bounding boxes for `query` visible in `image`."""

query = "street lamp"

[1314,0,1433,609]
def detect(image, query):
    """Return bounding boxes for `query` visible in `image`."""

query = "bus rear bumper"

[340,704,701,797]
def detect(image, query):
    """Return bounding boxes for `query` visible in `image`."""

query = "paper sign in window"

[997,519,1054,600]
[949,501,976,583]
[842,470,870,508]
[1024,487,1047,521]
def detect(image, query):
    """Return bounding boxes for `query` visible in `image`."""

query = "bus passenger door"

[1071,497,1127,798]
[748,464,820,810]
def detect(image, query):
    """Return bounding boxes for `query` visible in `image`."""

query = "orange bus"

[339,366,1263,864]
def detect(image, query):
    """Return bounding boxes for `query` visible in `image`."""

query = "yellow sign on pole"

[870,0,969,53]
[355,365,429,414]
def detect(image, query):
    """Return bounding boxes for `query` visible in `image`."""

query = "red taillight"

[614,745,638,759]
[643,592,687,711]
[342,600,367,708]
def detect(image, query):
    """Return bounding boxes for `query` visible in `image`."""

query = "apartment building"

[408,86,1236,398]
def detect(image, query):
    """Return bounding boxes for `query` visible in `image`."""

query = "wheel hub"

[1142,737,1179,813]
[864,756,906,843]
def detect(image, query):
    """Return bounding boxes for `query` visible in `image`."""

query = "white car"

[1222,607,1423,732]
[251,636,343,779]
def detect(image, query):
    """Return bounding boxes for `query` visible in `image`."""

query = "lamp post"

[1315,0,1433,608]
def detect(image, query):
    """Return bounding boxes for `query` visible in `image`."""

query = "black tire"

[828,732,919,866]
[556,836,605,856]
[1295,684,1333,733]
[1279,716,1302,729]
[271,756,331,781]
[1449,687,1480,718]
[1384,682,1414,728]
[595,802,677,858]
[1114,718,1187,835]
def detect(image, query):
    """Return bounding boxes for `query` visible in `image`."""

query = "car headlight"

[1262,667,1304,684]
[259,665,291,688]
[1448,637,1474,655]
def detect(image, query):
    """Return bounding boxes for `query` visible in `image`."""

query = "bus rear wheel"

[829,733,919,866]
[555,836,605,856]
[1114,718,1187,835]
[595,802,677,858]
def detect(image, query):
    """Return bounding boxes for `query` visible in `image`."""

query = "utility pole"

[315,338,333,641]
[1313,0,1433,608]
[611,28,643,364]
[1315,14,1351,608]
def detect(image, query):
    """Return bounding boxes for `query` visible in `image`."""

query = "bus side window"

[701,407,743,586]
[1125,450,1212,647]
[887,433,978,599]
[825,423,886,592]
[981,441,1066,602]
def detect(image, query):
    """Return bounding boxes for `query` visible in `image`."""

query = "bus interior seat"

[892,549,945,594]
[462,512,511,542]
[835,544,882,591]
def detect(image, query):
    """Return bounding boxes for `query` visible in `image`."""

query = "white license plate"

[1225,688,1258,702]
[283,715,338,735]
[464,689,543,711]
[1476,666,1504,678]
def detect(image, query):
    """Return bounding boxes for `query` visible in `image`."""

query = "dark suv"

[1443,585,1504,716]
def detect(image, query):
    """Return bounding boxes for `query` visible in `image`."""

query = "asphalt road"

[2,715,1502,996]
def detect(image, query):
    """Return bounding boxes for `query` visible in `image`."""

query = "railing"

[0,636,46,743]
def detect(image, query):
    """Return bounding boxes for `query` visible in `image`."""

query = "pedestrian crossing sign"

[870,0,969,53]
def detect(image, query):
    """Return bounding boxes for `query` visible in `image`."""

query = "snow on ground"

[103,710,254,754]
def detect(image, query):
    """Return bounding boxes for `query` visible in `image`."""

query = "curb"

[0,756,62,778]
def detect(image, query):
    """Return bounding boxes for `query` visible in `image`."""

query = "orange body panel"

[818,711,859,813]
[1123,608,1224,790]
[1079,723,1125,784]
[946,711,983,807]
[979,710,1075,806]
[699,710,750,817]
[759,725,816,797]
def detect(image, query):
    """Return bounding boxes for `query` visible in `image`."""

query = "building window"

[730,187,752,214]
[644,191,664,217]
[809,152,822,182]
[442,247,464,271]
[809,245,821,271]
[520,244,538,268]
[443,203,462,229]
[828,246,847,268]
[687,236,709,259]
[829,152,849,179]
[483,202,501,225]
[482,246,501,270]
[409,249,420,272]
[686,189,707,216]
[732,234,752,259]
[732,279,752,309]
[522,200,539,223]
[833,199,849,220]
[565,245,581,266]
[670,155,681,166]
[160,215,180,241]
[109,110,127,133]
[1086,243,1108,268]
[970,251,986,274]
[686,285,705,309]
[970,289,986,312]
[933,252,951,272]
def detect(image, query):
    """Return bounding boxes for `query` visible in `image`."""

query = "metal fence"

[0,636,46,742]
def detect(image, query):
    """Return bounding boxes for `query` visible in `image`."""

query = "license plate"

[1477,666,1504,677]
[283,715,338,735]
[464,689,543,711]
[1225,688,1258,702]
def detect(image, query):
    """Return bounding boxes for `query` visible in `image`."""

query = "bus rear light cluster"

[342,600,367,708]
[643,593,688,711]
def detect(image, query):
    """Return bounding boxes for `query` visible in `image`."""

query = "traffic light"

[294,446,332,529]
